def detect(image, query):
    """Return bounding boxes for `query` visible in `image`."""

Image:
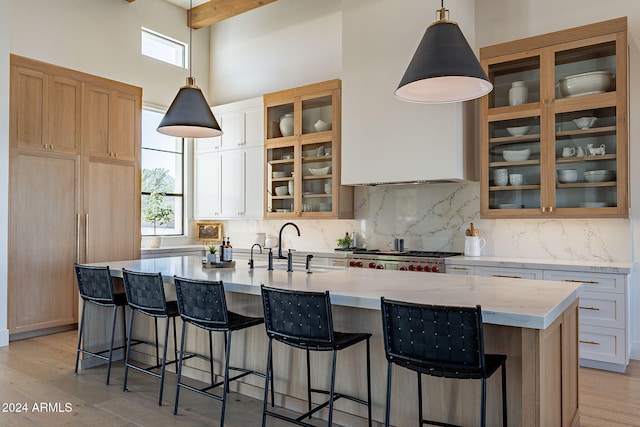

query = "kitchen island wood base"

[94,294,579,426]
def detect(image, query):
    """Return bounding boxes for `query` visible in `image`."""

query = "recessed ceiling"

[164,0,209,10]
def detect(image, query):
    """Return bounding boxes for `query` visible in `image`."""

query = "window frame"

[141,106,186,237]
[141,27,188,68]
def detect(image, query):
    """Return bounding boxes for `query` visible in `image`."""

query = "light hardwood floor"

[1,331,639,426]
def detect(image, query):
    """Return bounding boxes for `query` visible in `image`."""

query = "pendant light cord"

[189,0,193,79]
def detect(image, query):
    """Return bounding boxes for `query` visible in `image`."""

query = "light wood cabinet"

[264,79,353,219]
[8,151,80,335]
[193,97,264,219]
[8,55,141,337]
[10,63,81,154]
[83,157,141,263]
[479,18,628,218]
[83,82,140,162]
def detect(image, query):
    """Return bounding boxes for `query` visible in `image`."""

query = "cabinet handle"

[563,279,600,284]
[76,214,80,262]
[84,213,89,261]
[548,206,554,213]
[579,340,600,346]
[541,207,547,213]
[492,274,522,279]
[242,151,247,213]
[579,306,600,311]
[450,267,469,271]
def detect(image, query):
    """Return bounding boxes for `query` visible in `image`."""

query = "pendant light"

[395,1,492,103]
[157,0,222,138]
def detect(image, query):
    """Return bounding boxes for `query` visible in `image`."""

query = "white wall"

[0,1,10,347]
[208,0,342,104]
[9,0,211,108]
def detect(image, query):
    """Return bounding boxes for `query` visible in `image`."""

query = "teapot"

[586,143,606,156]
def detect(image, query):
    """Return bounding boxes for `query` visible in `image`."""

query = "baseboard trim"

[9,324,76,342]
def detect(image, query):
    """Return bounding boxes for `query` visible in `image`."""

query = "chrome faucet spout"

[278,222,301,259]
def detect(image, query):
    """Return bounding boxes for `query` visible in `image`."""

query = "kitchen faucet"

[248,243,262,269]
[278,222,300,259]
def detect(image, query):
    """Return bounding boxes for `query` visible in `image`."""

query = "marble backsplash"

[218,181,632,262]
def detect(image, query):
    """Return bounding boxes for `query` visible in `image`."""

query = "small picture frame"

[196,222,222,243]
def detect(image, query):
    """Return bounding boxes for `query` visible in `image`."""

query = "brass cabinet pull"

[76,214,80,262]
[548,206,554,213]
[563,279,600,284]
[85,213,89,261]
[579,306,600,311]
[579,340,600,346]
[541,207,547,213]
[492,274,523,279]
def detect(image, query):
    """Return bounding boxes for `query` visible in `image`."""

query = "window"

[141,108,184,236]
[141,27,187,68]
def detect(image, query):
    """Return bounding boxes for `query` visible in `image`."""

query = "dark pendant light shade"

[157,77,222,138]
[396,7,493,103]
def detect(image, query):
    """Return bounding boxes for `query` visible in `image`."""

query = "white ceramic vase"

[509,81,528,106]
[207,253,217,263]
[279,113,294,137]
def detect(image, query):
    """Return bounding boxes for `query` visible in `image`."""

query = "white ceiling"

[164,0,208,9]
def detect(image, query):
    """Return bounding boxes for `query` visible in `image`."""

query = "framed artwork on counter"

[195,222,222,243]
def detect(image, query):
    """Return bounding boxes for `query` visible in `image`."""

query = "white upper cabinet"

[193,97,264,219]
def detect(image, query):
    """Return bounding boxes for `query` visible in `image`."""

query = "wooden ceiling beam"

[188,0,277,29]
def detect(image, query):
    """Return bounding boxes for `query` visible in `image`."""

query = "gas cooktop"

[351,249,461,258]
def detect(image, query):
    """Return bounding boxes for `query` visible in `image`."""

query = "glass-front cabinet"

[480,18,628,218]
[264,80,353,218]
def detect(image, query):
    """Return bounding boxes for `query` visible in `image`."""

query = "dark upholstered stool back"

[261,286,334,348]
[381,300,486,376]
[174,277,229,329]
[122,269,168,317]
[75,263,117,305]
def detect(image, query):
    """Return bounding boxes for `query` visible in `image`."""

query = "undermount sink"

[253,263,344,273]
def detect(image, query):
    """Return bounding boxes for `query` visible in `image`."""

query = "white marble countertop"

[446,255,632,274]
[90,255,582,331]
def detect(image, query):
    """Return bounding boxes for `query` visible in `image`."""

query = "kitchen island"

[84,256,582,426]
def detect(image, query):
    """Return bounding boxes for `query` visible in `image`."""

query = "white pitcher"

[464,236,486,257]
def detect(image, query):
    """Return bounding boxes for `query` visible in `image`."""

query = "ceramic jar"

[509,81,528,106]
[279,113,294,137]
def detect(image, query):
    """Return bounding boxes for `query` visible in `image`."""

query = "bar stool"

[260,285,372,427]
[74,263,128,385]
[173,276,272,426]
[122,269,179,406]
[380,298,507,427]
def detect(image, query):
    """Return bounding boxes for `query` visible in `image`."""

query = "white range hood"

[341,99,477,186]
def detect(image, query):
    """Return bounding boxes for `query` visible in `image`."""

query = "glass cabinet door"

[487,56,541,109]
[554,106,618,209]
[487,116,542,212]
[266,102,295,140]
[301,94,333,136]
[300,140,333,215]
[552,37,623,214]
[266,144,295,214]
